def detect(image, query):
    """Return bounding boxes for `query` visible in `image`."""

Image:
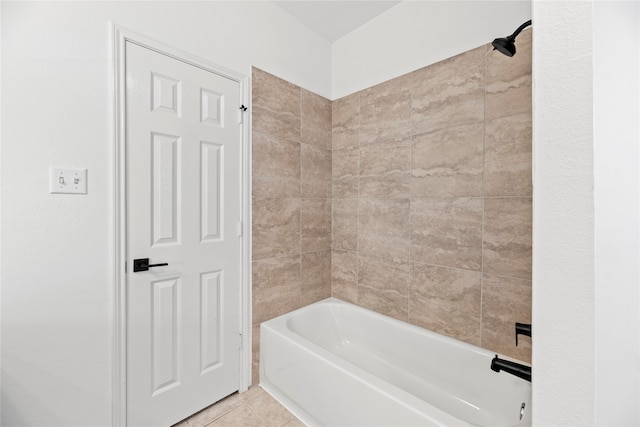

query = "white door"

[125,41,242,427]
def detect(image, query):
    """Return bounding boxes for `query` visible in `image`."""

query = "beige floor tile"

[210,404,266,427]
[282,416,306,427]
[245,390,295,427]
[240,385,266,402]
[187,393,244,427]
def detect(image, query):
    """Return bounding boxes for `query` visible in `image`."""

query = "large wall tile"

[359,75,412,145]
[332,146,359,198]
[483,197,532,279]
[481,273,532,363]
[252,198,300,260]
[359,138,410,199]
[358,254,409,321]
[332,92,360,150]
[331,250,358,303]
[411,123,484,197]
[252,131,300,198]
[484,114,532,197]
[301,143,332,198]
[301,250,331,305]
[332,198,358,251]
[252,255,301,325]
[358,198,411,261]
[301,198,331,252]
[252,67,300,141]
[485,29,532,121]
[411,46,485,135]
[409,263,482,346]
[411,197,483,271]
[301,89,331,150]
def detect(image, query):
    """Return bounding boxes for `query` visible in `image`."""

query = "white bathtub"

[260,298,531,427]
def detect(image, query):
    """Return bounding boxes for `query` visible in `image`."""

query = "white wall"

[593,1,640,425]
[531,1,596,424]
[533,0,640,425]
[331,0,531,99]
[0,2,3,424]
[0,2,330,426]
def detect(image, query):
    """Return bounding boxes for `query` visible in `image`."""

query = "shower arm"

[507,20,532,41]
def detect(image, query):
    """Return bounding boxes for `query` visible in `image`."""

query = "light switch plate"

[50,168,87,194]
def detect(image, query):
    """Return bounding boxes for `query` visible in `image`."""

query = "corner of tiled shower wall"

[331,30,533,363]
[251,67,332,385]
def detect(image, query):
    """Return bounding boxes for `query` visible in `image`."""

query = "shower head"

[492,36,517,57]
[492,20,532,57]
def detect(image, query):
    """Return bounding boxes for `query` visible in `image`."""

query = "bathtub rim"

[267,297,531,367]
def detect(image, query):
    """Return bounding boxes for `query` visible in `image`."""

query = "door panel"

[200,141,223,241]
[151,132,180,246]
[125,41,242,427]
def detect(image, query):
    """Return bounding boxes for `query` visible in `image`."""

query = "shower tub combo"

[260,298,531,426]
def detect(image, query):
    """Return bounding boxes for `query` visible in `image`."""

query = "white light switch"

[50,168,87,194]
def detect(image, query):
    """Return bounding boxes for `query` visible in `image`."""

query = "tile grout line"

[241,401,267,427]
[330,100,338,300]
[480,44,488,349]
[245,388,297,427]
[408,72,415,323]
[356,91,362,305]
[330,118,334,298]
[298,88,303,306]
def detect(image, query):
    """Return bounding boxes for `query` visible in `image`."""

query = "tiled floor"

[173,386,304,427]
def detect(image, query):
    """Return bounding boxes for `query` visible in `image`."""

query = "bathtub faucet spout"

[491,355,531,382]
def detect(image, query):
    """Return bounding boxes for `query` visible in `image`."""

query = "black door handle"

[133,258,168,272]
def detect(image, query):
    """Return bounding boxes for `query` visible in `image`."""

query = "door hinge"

[237,221,243,237]
[238,104,247,123]
[239,333,243,350]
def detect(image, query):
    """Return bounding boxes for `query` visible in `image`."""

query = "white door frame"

[111,25,252,426]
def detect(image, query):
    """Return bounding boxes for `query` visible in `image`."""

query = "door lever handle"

[133,258,168,272]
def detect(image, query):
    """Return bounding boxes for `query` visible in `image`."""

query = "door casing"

[112,25,252,426]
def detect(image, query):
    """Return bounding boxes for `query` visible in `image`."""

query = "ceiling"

[273,1,402,42]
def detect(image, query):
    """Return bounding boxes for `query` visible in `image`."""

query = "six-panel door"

[125,41,242,427]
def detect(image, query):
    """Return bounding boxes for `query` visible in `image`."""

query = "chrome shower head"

[492,20,532,57]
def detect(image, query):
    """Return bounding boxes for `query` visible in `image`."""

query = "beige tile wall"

[331,30,533,362]
[251,68,332,385]
[251,31,532,388]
